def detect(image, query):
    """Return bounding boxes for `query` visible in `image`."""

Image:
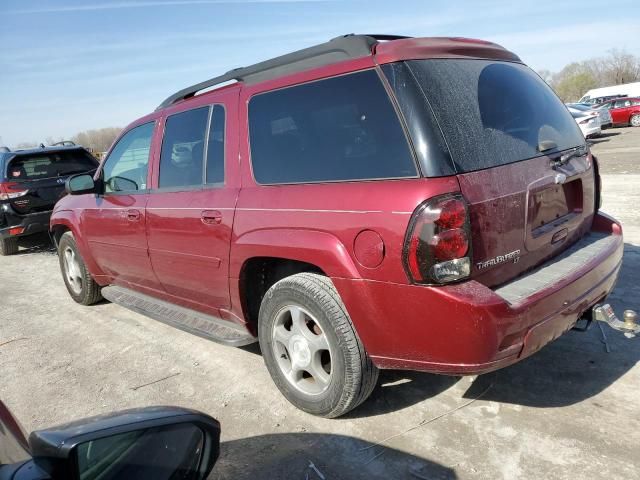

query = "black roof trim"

[156,34,411,111]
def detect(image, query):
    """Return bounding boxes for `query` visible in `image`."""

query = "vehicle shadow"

[596,131,621,139]
[16,232,55,255]
[464,241,640,408]
[344,371,460,419]
[212,432,457,480]
[589,131,621,145]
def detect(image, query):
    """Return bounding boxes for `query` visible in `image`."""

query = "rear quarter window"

[248,69,417,184]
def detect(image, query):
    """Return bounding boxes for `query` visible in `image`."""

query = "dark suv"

[51,35,627,418]
[0,145,98,255]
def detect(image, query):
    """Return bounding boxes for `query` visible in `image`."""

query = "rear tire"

[0,237,19,256]
[631,114,640,127]
[58,232,102,305]
[258,273,378,418]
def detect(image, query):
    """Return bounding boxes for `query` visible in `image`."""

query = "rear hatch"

[3,149,98,214]
[384,59,595,288]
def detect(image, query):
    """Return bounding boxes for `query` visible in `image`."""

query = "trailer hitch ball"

[592,304,640,338]
[624,310,638,330]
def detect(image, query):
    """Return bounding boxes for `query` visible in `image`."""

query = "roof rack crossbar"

[156,34,411,110]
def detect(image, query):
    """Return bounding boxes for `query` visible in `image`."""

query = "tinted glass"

[7,150,97,181]
[76,424,203,480]
[159,107,209,189]
[206,105,225,184]
[399,60,585,174]
[249,69,416,184]
[103,122,154,193]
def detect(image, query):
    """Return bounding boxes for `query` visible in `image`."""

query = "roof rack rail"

[156,33,411,111]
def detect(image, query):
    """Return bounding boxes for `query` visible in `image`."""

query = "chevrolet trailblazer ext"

[50,35,626,417]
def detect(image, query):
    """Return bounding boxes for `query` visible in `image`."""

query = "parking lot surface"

[1,128,639,479]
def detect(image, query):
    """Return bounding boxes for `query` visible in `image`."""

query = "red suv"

[50,35,624,418]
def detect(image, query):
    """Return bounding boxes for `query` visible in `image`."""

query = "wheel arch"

[50,211,105,281]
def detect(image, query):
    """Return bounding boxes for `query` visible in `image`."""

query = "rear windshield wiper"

[551,144,588,168]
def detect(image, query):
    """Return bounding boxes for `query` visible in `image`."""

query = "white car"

[569,109,601,138]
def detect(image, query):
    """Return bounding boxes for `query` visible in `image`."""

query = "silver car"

[567,103,612,129]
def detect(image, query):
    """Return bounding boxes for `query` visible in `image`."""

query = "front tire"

[258,273,378,418]
[0,237,18,256]
[58,232,102,305]
[630,114,640,127]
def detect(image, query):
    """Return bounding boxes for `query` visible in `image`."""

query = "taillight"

[404,194,472,284]
[0,182,28,201]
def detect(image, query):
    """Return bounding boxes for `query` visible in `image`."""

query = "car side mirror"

[27,406,220,480]
[66,174,97,195]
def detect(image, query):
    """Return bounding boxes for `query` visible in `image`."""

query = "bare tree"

[550,62,597,102]
[71,127,122,153]
[545,49,640,101]
[598,49,640,85]
[537,69,553,84]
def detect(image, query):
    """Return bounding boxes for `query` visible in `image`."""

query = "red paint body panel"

[50,36,626,377]
[608,98,640,125]
[335,213,622,373]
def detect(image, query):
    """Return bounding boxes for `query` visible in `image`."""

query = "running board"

[102,286,257,347]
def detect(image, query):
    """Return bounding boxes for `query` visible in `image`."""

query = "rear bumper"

[0,203,52,239]
[333,212,623,375]
[584,124,602,138]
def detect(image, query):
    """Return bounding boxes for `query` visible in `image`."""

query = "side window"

[159,107,209,189]
[103,122,154,193]
[248,69,416,184]
[206,105,225,184]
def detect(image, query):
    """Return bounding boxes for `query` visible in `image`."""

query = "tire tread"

[0,237,19,256]
[59,232,102,305]
[260,272,378,418]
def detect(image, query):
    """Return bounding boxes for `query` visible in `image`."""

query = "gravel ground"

[1,127,639,480]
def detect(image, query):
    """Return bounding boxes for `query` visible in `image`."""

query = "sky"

[1,0,639,147]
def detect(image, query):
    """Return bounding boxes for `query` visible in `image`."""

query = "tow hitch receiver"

[593,304,640,338]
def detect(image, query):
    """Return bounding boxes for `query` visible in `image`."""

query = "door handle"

[201,210,222,225]
[127,209,141,221]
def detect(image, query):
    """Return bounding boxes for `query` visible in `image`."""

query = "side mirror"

[66,174,96,195]
[27,406,220,480]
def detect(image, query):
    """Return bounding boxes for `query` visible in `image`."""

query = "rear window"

[7,150,97,181]
[248,69,417,184]
[384,60,585,175]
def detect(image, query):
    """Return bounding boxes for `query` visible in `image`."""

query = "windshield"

[384,59,586,175]
[7,150,98,182]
